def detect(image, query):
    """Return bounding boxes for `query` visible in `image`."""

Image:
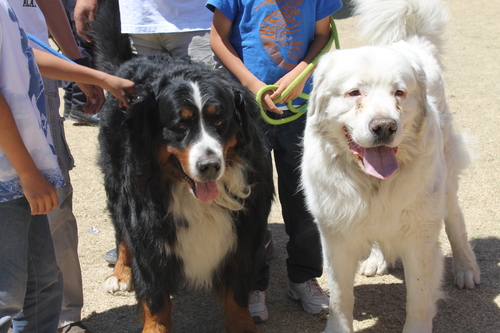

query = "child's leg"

[0,198,32,333]
[170,31,216,68]
[43,77,84,328]
[3,199,63,332]
[272,114,323,283]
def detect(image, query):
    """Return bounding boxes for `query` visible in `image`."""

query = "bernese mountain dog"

[92,1,273,332]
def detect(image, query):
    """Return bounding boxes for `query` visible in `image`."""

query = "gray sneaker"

[68,108,100,126]
[249,290,269,323]
[287,278,329,315]
[104,248,117,265]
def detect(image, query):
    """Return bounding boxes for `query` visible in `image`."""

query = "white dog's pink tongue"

[195,181,219,202]
[363,146,399,179]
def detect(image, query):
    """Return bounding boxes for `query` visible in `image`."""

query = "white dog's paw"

[103,274,133,294]
[359,256,388,276]
[453,255,481,289]
[359,246,388,276]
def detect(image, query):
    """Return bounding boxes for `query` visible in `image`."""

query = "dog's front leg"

[444,174,480,289]
[321,233,361,333]
[400,231,443,333]
[103,237,134,293]
[140,298,172,333]
[218,287,258,333]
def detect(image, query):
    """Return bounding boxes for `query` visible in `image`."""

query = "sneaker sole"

[252,315,268,324]
[104,256,117,265]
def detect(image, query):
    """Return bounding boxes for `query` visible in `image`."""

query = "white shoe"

[287,278,329,315]
[249,290,269,323]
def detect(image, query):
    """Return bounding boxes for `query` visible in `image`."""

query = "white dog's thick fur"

[301,0,480,332]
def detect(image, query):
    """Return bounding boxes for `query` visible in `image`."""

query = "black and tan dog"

[92,1,273,332]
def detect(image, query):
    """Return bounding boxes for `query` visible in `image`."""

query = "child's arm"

[38,0,82,60]
[74,0,98,42]
[269,16,331,104]
[0,92,59,215]
[210,9,283,114]
[37,0,103,114]
[33,48,136,108]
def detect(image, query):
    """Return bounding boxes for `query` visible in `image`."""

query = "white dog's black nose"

[370,118,397,143]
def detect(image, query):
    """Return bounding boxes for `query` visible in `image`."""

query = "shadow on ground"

[352,237,500,333]
[83,229,499,333]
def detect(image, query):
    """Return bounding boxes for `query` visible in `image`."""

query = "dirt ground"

[62,0,499,332]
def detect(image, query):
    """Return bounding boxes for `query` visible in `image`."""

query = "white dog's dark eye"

[395,90,405,97]
[348,90,361,97]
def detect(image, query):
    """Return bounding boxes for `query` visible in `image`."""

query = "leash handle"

[257,16,340,125]
[256,85,309,125]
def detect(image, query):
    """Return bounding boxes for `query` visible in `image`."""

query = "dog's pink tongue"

[195,181,219,202]
[363,146,399,179]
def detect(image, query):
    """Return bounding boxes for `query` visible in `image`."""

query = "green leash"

[257,16,340,125]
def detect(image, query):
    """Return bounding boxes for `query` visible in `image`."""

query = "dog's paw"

[103,274,133,294]
[359,256,388,276]
[359,246,388,276]
[453,256,481,289]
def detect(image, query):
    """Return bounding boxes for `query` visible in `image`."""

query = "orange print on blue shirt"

[256,0,305,71]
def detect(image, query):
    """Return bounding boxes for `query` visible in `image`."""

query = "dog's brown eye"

[214,120,224,128]
[349,90,361,97]
[395,90,405,97]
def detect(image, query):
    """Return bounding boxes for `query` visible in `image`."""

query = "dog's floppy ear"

[232,86,261,149]
[123,88,160,171]
[308,53,333,118]
[408,57,430,118]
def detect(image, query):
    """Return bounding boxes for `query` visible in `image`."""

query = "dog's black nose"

[369,118,397,142]
[197,158,222,179]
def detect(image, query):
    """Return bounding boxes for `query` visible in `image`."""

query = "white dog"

[301,0,480,332]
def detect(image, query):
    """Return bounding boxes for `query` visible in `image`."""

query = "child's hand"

[19,171,59,215]
[74,0,98,42]
[270,70,306,104]
[250,80,283,115]
[76,83,105,114]
[103,75,136,108]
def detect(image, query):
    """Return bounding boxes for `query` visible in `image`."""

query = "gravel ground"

[63,0,499,331]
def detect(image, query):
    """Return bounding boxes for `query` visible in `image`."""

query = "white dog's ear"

[308,54,333,118]
[410,60,430,117]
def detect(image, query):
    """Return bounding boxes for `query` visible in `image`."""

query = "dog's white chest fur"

[168,166,250,289]
[169,187,236,289]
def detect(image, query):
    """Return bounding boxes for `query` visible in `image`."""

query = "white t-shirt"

[0,0,64,202]
[6,0,48,50]
[119,0,213,34]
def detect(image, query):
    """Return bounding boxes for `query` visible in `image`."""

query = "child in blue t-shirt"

[0,1,135,331]
[207,0,342,323]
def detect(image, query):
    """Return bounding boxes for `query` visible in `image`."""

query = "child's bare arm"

[37,0,105,114]
[38,0,82,60]
[270,16,331,103]
[33,49,136,108]
[0,93,58,215]
[210,9,282,114]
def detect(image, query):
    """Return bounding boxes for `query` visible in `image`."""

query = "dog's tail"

[353,0,449,54]
[90,0,133,74]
